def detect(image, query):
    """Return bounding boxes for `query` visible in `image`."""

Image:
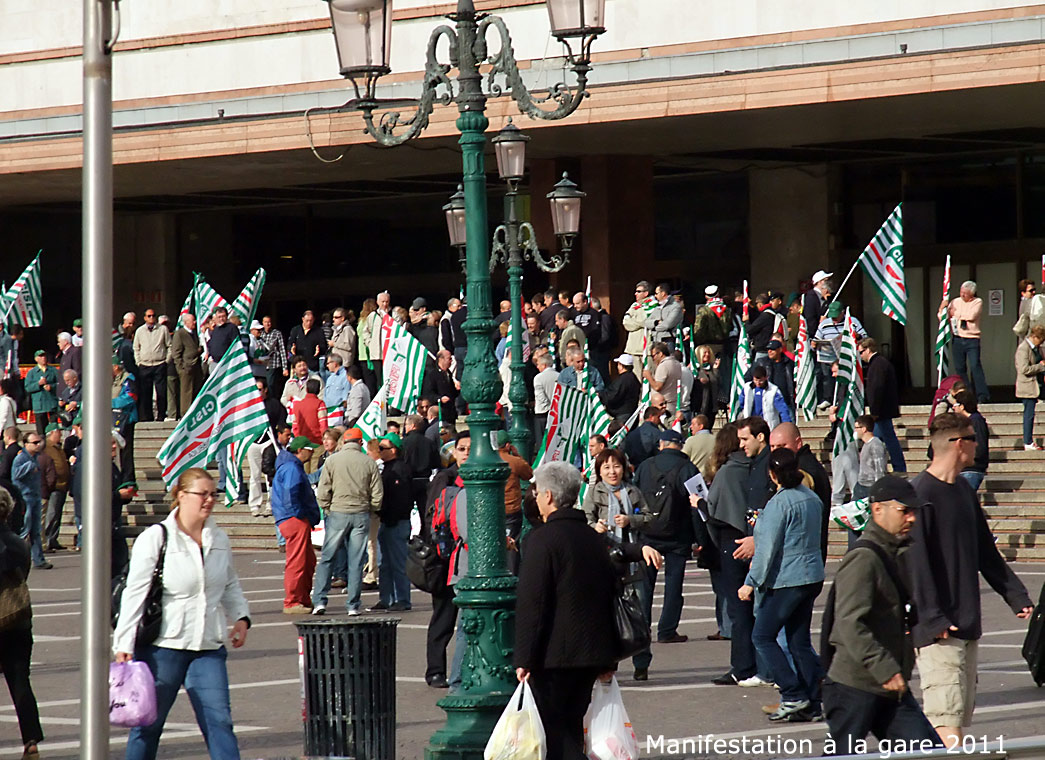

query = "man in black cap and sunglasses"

[822,474,938,750]
[903,412,1032,750]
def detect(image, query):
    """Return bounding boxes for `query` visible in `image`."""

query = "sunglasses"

[889,504,916,515]
[948,434,977,443]
[378,445,393,451]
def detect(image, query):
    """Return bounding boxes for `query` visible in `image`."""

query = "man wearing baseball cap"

[271,436,321,614]
[822,475,940,751]
[599,354,641,422]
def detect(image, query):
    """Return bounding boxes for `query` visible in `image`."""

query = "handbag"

[0,567,31,630]
[111,525,168,646]
[613,572,651,661]
[406,535,448,593]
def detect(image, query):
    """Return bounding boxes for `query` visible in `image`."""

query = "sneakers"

[767,700,810,721]
[311,605,327,616]
[737,675,776,688]
[388,602,412,612]
[347,609,361,616]
[789,706,824,723]
[1026,443,1043,451]
[33,562,53,570]
[283,604,313,615]
[817,401,831,411]
[711,672,738,686]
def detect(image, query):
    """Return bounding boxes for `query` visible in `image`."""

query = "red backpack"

[431,475,467,585]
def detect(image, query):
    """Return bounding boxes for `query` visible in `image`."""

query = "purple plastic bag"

[109,661,158,728]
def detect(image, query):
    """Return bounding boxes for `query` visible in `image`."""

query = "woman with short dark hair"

[739,448,825,723]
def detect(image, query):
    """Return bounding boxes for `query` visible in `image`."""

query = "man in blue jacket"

[271,436,321,614]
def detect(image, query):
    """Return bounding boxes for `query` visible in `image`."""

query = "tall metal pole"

[81,1,114,757]
[505,191,533,461]
[426,2,514,758]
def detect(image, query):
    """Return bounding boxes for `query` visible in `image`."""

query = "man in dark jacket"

[903,413,1032,749]
[422,350,459,425]
[287,310,325,372]
[599,355,641,422]
[823,475,942,753]
[859,338,905,472]
[0,426,25,534]
[623,404,663,467]
[952,389,989,490]
[271,437,321,613]
[515,461,617,760]
[373,433,413,612]
[633,430,698,651]
[754,340,796,411]
[402,414,439,529]
[770,422,831,562]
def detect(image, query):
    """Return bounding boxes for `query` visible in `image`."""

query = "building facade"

[4,0,1045,396]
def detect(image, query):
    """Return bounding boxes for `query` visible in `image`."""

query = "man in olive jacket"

[823,476,941,752]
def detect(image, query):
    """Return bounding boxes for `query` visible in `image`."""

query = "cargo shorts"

[915,637,978,728]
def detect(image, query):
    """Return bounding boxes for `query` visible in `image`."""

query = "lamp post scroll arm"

[476,15,588,122]
[360,24,459,146]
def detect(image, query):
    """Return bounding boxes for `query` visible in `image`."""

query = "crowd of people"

[0,267,1041,759]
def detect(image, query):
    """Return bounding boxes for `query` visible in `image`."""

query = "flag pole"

[830,255,863,305]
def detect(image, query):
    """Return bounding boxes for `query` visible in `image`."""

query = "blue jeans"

[751,583,822,705]
[18,494,44,566]
[126,645,239,760]
[719,540,757,680]
[378,520,411,607]
[311,511,370,611]
[1024,399,1038,446]
[960,470,986,491]
[873,418,906,473]
[709,568,732,639]
[639,550,687,641]
[953,336,990,402]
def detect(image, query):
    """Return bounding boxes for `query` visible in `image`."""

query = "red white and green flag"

[533,383,588,468]
[935,255,953,386]
[793,315,817,421]
[353,385,387,442]
[832,310,866,459]
[179,273,229,327]
[157,339,269,504]
[859,203,906,325]
[385,334,427,412]
[2,252,43,328]
[230,268,267,325]
[380,313,411,362]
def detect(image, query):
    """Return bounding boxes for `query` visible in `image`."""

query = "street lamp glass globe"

[491,118,530,183]
[546,172,585,237]
[325,0,393,78]
[443,185,468,248]
[546,0,607,39]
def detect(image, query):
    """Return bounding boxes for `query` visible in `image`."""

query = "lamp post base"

[425,576,516,760]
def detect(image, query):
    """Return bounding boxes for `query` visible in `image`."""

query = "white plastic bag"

[484,681,546,760]
[585,677,638,760]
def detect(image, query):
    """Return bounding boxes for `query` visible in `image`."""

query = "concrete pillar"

[113,212,178,321]
[748,166,837,298]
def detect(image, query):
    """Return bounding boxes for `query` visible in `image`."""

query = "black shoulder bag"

[608,545,652,660]
[111,524,168,646]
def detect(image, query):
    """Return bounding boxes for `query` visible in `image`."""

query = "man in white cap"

[803,270,834,405]
[621,280,654,378]
[599,354,641,423]
[248,319,270,380]
[693,284,730,358]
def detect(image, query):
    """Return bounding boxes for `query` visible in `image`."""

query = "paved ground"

[3,551,1045,759]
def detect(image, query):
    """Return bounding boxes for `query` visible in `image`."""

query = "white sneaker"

[1026,443,1043,451]
[816,401,830,411]
[311,605,326,616]
[347,609,361,617]
[737,675,776,688]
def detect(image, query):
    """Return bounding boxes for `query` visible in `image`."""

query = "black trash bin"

[295,617,399,760]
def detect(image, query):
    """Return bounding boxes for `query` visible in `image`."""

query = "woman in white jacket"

[114,467,251,760]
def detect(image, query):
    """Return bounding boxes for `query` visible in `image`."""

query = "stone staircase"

[798,403,1045,561]
[56,404,1045,560]
[57,421,281,551]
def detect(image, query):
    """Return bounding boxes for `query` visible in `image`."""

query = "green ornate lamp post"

[320,0,605,756]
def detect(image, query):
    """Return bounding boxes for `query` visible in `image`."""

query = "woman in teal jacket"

[25,350,58,435]
[739,447,825,723]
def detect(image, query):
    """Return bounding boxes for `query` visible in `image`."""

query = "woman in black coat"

[0,485,43,759]
[514,461,619,760]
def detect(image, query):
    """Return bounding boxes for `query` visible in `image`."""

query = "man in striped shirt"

[261,315,289,400]
[814,302,866,409]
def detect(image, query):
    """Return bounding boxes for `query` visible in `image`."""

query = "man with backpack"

[822,475,942,753]
[423,430,470,688]
[693,285,731,357]
[632,429,699,662]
